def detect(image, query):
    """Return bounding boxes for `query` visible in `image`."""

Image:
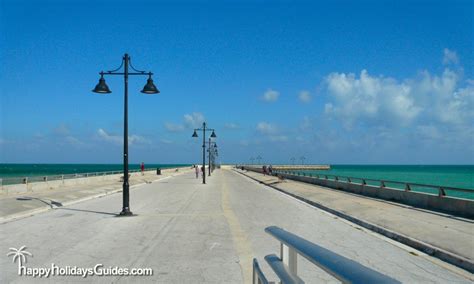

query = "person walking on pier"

[140,162,145,175]
[195,165,199,179]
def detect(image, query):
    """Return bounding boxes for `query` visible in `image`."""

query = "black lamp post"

[192,122,216,184]
[92,53,159,216]
[206,140,217,176]
[300,156,306,165]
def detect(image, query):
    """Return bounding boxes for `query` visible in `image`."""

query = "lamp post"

[92,53,159,216]
[192,122,216,184]
[300,156,306,165]
[206,140,217,176]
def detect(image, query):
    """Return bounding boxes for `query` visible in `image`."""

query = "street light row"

[92,53,159,216]
[192,122,217,184]
[248,156,307,165]
[92,53,218,216]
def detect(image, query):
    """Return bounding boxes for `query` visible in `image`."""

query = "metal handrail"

[0,167,184,186]
[258,226,399,284]
[252,258,269,284]
[272,170,473,196]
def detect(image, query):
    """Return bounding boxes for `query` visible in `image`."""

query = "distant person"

[195,165,199,179]
[269,165,273,175]
[140,162,145,175]
[262,165,267,176]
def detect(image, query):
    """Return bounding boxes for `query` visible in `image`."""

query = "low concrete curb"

[234,169,474,273]
[0,174,178,224]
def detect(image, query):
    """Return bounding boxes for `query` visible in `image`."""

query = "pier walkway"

[0,169,190,222]
[0,169,471,283]
[236,168,474,272]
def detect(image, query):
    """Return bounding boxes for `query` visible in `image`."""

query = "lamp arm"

[129,58,147,73]
[106,58,125,73]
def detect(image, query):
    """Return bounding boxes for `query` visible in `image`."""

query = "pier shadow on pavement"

[16,196,119,216]
[17,197,63,208]
[54,207,118,216]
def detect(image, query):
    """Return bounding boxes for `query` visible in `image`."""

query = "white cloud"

[159,139,173,144]
[53,124,70,136]
[300,116,312,130]
[97,128,149,145]
[325,69,423,127]
[298,90,312,103]
[164,122,185,132]
[64,136,84,146]
[269,135,288,142]
[256,122,278,135]
[224,123,240,130]
[417,125,441,139]
[164,112,205,132]
[318,50,474,163]
[129,134,150,145]
[98,128,121,144]
[184,112,205,128]
[262,89,279,102]
[443,48,459,65]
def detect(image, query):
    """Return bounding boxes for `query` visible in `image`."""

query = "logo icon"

[7,246,32,269]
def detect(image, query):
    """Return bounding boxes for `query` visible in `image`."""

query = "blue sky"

[0,0,473,164]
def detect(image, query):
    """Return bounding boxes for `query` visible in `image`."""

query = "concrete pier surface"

[236,168,474,272]
[0,168,192,222]
[0,169,472,283]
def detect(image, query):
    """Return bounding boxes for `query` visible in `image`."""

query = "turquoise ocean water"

[295,165,474,199]
[0,164,191,180]
[1,164,473,199]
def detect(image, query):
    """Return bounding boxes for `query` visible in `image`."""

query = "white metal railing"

[253,258,269,284]
[0,167,181,186]
[253,226,399,284]
[251,167,473,199]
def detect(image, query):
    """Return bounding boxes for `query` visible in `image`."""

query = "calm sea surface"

[297,165,474,199]
[1,164,473,198]
[0,164,191,179]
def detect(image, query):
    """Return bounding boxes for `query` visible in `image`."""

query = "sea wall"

[242,166,474,219]
[0,167,187,195]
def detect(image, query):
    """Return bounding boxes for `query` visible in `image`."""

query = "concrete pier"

[236,168,474,273]
[246,165,331,171]
[0,169,471,283]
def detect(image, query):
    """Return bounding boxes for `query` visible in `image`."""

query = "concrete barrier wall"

[0,167,189,196]
[242,166,474,219]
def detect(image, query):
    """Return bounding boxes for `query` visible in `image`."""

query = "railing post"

[253,261,256,284]
[281,242,297,276]
[439,187,446,197]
